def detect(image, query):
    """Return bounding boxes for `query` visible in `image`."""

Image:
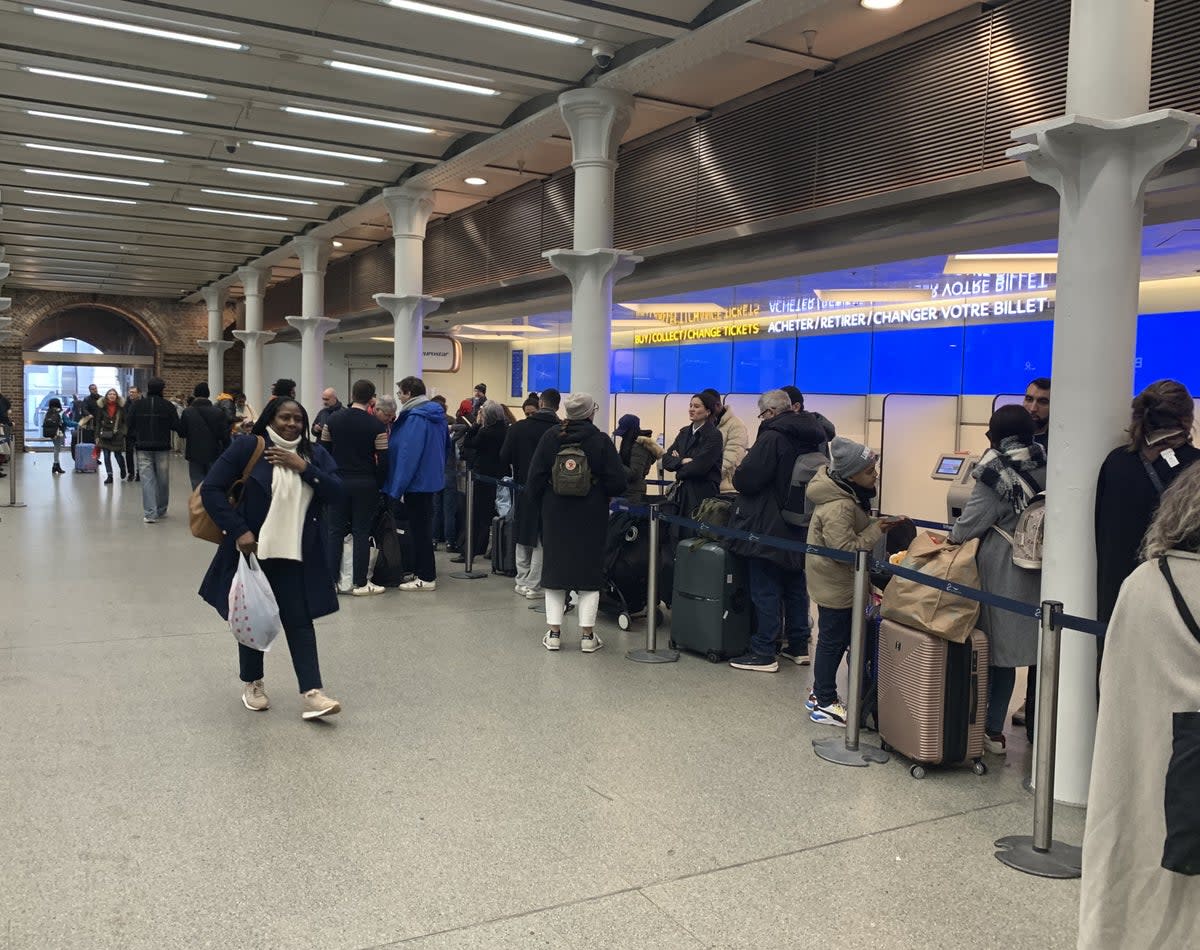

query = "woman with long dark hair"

[662,392,723,530]
[199,398,344,720]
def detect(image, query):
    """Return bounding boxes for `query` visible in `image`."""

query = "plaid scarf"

[974,437,1046,514]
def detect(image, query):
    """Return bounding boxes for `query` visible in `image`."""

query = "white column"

[374,186,442,380]
[543,88,641,433]
[0,245,11,318]
[232,265,274,411]
[285,236,337,416]
[1008,0,1198,805]
[198,286,232,397]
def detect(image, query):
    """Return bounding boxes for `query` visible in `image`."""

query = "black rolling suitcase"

[490,516,517,577]
[667,538,752,662]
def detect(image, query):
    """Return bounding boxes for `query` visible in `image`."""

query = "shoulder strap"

[1143,458,1166,496]
[241,436,266,480]
[1159,557,1200,644]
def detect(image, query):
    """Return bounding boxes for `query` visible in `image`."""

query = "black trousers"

[327,477,380,588]
[188,459,213,491]
[238,558,322,692]
[468,480,496,561]
[125,443,136,476]
[402,491,438,582]
[101,448,127,478]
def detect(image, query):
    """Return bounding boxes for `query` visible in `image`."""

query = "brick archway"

[22,302,161,355]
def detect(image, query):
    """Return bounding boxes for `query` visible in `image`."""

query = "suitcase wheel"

[618,613,631,631]
[909,765,927,780]
[705,651,722,664]
[972,759,988,776]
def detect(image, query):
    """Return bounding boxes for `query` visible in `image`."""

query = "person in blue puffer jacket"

[384,376,451,591]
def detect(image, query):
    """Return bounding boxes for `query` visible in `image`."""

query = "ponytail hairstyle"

[1127,379,1195,452]
[252,398,314,459]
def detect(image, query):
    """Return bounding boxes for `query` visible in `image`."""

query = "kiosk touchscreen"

[940,454,980,523]
[932,454,967,480]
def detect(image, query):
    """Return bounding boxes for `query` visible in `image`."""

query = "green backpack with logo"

[551,438,593,497]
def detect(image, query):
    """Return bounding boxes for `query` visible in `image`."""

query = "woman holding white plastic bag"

[199,397,344,720]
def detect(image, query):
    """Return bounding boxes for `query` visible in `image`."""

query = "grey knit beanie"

[564,392,597,421]
[829,436,877,480]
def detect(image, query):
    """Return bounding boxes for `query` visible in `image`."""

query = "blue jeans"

[137,450,171,519]
[432,479,457,544]
[986,665,1017,736]
[813,605,853,706]
[747,559,811,658]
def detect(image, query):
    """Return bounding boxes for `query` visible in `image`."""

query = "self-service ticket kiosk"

[932,453,980,524]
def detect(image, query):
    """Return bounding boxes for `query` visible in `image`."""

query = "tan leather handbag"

[189,437,266,543]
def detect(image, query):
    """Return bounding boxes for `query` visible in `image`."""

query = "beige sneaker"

[241,680,269,711]
[301,688,341,720]
[351,582,385,596]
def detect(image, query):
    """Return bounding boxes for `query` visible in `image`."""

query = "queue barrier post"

[627,502,678,664]
[449,468,487,580]
[994,600,1083,878]
[1,424,26,510]
[813,549,889,767]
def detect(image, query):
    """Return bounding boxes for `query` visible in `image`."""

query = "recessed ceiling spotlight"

[29,8,246,50]
[26,110,186,135]
[25,143,166,164]
[332,241,344,248]
[381,1,585,46]
[249,141,385,164]
[22,190,139,205]
[282,106,437,134]
[464,176,487,186]
[329,60,501,97]
[24,168,151,186]
[860,0,903,9]
[201,189,319,206]
[225,167,347,186]
[25,67,209,99]
[187,206,290,222]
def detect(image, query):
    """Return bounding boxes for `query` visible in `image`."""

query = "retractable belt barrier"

[0,424,25,510]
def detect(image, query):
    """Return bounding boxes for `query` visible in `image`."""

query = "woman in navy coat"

[199,398,345,720]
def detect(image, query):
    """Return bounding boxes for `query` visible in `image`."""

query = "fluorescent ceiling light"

[26,110,185,135]
[464,176,487,186]
[460,323,549,334]
[187,206,289,222]
[329,60,500,97]
[370,336,394,342]
[283,106,436,135]
[24,168,151,186]
[453,334,525,342]
[944,253,1059,275]
[814,288,935,303]
[25,143,166,164]
[23,189,138,204]
[622,302,726,314]
[25,67,209,99]
[382,0,585,46]
[30,7,246,50]
[860,0,903,9]
[249,140,385,164]
[225,167,346,186]
[201,189,318,206]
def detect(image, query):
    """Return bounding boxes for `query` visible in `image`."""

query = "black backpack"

[42,408,62,439]
[780,451,828,528]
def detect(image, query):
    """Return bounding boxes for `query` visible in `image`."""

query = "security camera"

[592,43,616,70]
[223,138,239,155]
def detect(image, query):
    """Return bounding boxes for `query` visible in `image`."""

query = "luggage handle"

[967,649,979,726]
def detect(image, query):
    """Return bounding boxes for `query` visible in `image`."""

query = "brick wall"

[0,289,210,450]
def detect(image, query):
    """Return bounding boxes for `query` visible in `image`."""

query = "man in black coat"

[125,376,183,523]
[728,388,829,672]
[499,388,561,598]
[311,388,343,439]
[179,382,232,489]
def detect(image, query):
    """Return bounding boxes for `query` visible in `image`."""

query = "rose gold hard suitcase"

[877,618,990,778]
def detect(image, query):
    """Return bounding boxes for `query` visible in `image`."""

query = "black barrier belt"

[1057,613,1107,637]
[658,511,857,565]
[907,518,953,532]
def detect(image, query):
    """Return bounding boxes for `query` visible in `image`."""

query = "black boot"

[104,475,114,484]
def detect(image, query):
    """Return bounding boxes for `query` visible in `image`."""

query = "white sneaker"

[543,630,561,651]
[514,584,529,595]
[351,583,385,596]
[581,633,603,653]
[398,578,436,591]
[301,688,341,720]
[523,587,542,600]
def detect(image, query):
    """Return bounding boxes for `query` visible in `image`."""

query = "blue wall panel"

[870,326,964,395]
[733,337,797,393]
[796,333,873,395]
[611,348,634,394]
[962,321,1053,395]
[1136,312,1200,395]
[528,353,560,393]
[677,341,732,394]
[633,346,678,393]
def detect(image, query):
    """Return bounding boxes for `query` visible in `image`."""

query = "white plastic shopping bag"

[228,554,284,652]
[339,535,353,592]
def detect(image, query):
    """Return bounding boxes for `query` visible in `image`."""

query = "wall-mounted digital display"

[933,455,966,479]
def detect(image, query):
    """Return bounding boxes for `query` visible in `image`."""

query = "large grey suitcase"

[667,539,752,662]
[877,618,990,778]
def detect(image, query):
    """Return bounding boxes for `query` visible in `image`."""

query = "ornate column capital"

[381,187,436,241]
[285,315,339,338]
[558,88,634,170]
[200,285,228,312]
[236,265,268,299]
[232,329,276,346]
[290,235,333,275]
